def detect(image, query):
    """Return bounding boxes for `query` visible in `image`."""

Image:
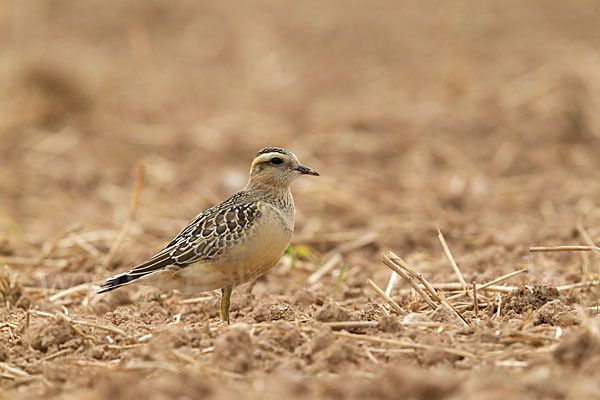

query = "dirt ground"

[2,1,600,399]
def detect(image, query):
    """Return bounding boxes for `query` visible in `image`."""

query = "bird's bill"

[296,165,320,176]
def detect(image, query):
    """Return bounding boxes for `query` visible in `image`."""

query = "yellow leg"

[220,287,233,324]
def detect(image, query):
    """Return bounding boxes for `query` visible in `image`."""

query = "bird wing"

[98,197,262,293]
[162,199,262,266]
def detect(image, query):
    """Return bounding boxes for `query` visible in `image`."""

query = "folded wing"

[97,198,261,293]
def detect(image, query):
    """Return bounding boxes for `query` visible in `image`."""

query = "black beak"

[297,165,319,176]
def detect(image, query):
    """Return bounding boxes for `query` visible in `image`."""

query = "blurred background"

[3,2,600,398]
[1,0,600,283]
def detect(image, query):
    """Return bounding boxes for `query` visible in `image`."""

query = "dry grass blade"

[577,223,600,278]
[68,231,102,257]
[75,360,119,368]
[39,349,72,362]
[377,303,390,317]
[179,295,214,304]
[101,162,145,270]
[308,252,342,285]
[408,283,516,293]
[576,223,600,253]
[48,282,98,302]
[68,319,127,337]
[107,343,145,349]
[530,245,600,253]
[0,257,70,269]
[364,347,380,364]
[446,267,528,301]
[495,294,502,319]
[426,286,471,328]
[401,321,443,328]
[71,324,95,340]
[124,360,184,373]
[325,321,379,330]
[0,322,18,329]
[325,231,378,258]
[385,271,398,297]
[477,268,528,291]
[437,228,467,291]
[30,310,127,337]
[557,281,600,292]
[367,278,408,316]
[481,343,562,359]
[325,320,441,330]
[34,225,72,271]
[500,331,561,343]
[171,349,198,364]
[495,360,528,368]
[0,266,20,307]
[58,230,120,247]
[334,331,476,358]
[381,253,437,310]
[0,362,29,377]
[472,281,479,317]
[385,252,471,327]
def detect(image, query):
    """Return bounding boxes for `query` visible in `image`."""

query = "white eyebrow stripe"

[252,152,287,165]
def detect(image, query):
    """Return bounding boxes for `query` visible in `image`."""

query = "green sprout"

[335,262,347,294]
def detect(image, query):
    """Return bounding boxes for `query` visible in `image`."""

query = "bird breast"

[226,202,294,270]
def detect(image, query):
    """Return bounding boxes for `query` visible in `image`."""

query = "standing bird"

[98,147,319,323]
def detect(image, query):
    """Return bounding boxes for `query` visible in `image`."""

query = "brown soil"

[2,1,600,399]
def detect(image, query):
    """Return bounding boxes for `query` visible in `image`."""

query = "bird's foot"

[220,287,233,324]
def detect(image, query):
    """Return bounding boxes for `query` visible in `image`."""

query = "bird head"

[248,147,319,188]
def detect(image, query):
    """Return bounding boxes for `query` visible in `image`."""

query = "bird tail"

[97,272,142,293]
[97,249,175,294]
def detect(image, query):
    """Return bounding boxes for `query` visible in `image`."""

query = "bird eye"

[271,157,283,165]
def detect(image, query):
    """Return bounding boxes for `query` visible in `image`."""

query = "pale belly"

[138,205,293,293]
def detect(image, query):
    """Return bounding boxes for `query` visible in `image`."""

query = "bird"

[98,147,319,323]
